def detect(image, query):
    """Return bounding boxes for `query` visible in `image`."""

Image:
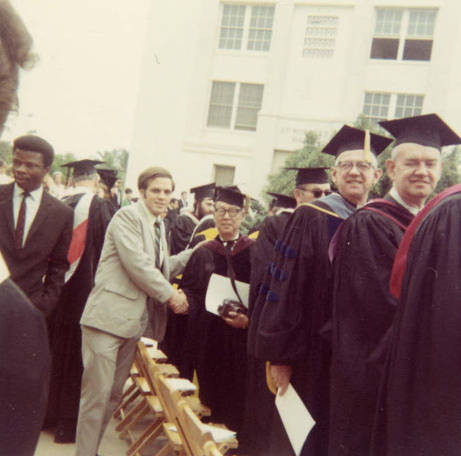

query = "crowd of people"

[1,2,461,456]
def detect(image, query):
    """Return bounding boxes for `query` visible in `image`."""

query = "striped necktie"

[15,191,30,249]
[154,218,163,269]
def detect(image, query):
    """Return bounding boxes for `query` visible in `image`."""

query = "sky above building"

[4,0,151,158]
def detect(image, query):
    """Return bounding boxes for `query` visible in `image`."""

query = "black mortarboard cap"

[214,186,245,208]
[190,183,215,200]
[267,192,297,209]
[379,113,461,150]
[63,159,104,177]
[285,167,329,186]
[322,125,392,157]
[96,165,118,189]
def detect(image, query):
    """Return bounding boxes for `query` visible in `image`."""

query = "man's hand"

[167,289,189,314]
[270,364,292,396]
[222,311,248,329]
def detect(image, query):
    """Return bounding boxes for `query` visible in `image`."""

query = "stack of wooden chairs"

[113,338,239,456]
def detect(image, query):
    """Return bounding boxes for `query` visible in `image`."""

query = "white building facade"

[126,0,461,198]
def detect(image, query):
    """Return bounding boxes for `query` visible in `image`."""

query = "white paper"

[202,424,236,442]
[275,383,316,456]
[165,378,197,393]
[141,337,157,348]
[205,273,249,315]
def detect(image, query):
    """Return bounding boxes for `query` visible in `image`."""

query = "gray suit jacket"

[80,200,192,340]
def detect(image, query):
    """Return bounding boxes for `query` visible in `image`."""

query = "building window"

[207,81,264,131]
[214,164,235,186]
[363,92,424,123]
[303,15,339,58]
[370,8,437,61]
[363,92,391,122]
[218,4,275,52]
[394,94,424,118]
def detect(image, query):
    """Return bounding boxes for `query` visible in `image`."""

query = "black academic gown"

[243,210,294,456]
[161,214,217,377]
[0,278,50,456]
[328,196,413,456]
[256,195,353,456]
[46,194,115,441]
[181,235,254,437]
[372,186,461,456]
[170,212,198,254]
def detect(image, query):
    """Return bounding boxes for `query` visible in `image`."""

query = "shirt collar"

[389,186,420,215]
[13,182,44,202]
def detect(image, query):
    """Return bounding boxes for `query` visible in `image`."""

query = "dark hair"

[137,166,174,191]
[0,1,34,133]
[170,197,178,204]
[13,134,54,167]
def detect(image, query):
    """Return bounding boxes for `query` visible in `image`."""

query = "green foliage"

[0,141,11,163]
[241,198,267,235]
[435,146,461,194]
[96,148,129,182]
[264,131,334,200]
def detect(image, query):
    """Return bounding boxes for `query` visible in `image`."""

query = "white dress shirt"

[389,186,420,216]
[13,183,44,246]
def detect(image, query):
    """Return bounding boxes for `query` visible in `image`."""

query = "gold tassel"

[363,129,372,162]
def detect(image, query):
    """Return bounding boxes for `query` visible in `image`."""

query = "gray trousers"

[74,326,139,456]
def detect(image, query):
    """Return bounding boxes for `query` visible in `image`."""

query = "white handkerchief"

[275,383,316,456]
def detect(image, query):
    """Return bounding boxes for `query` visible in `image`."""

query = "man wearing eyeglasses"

[329,114,460,456]
[255,125,391,456]
[179,187,255,450]
[289,167,332,205]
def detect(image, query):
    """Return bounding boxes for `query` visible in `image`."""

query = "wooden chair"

[114,342,180,456]
[154,374,237,456]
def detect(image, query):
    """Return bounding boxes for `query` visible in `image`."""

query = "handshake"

[167,288,189,314]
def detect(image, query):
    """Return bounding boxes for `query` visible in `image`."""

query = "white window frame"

[371,7,437,61]
[207,81,264,131]
[217,3,275,52]
[363,92,424,123]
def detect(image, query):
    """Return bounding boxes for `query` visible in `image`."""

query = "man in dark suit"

[0,134,73,317]
[0,2,58,454]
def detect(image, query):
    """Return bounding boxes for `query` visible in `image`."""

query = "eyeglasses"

[297,188,332,198]
[336,161,374,172]
[215,207,242,217]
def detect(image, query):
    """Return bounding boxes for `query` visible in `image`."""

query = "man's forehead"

[13,148,45,163]
[215,201,239,209]
[336,149,367,161]
[394,142,441,159]
[147,176,173,189]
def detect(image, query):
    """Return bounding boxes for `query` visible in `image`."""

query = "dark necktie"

[154,219,163,269]
[15,191,30,249]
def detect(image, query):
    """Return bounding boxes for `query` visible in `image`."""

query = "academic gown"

[180,235,254,437]
[0,278,50,456]
[161,214,217,377]
[255,194,354,456]
[372,186,461,456]
[242,210,294,456]
[170,212,198,254]
[328,196,413,456]
[46,194,115,441]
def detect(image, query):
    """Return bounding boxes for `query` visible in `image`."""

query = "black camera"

[217,299,247,318]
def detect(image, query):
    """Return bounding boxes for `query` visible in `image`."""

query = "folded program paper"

[275,383,316,456]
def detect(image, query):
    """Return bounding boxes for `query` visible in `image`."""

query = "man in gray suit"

[75,166,191,456]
